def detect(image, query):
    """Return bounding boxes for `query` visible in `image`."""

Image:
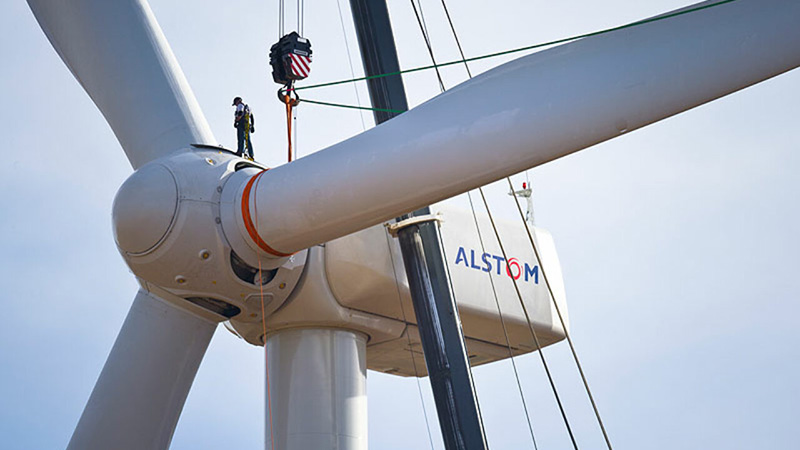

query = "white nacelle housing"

[324,199,568,376]
[229,195,569,376]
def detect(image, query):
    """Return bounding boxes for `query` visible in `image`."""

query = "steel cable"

[479,187,579,450]
[466,192,540,450]
[505,177,614,449]
[411,3,552,446]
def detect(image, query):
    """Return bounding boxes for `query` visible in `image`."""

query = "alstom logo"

[454,246,539,283]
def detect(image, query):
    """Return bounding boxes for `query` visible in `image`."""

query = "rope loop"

[277,83,300,106]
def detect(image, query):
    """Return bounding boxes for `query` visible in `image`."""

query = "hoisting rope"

[285,0,738,112]
[273,0,309,163]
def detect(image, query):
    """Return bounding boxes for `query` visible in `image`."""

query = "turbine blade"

[246,0,800,255]
[67,290,217,450]
[27,0,216,169]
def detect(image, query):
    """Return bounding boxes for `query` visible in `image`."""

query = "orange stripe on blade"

[241,170,295,257]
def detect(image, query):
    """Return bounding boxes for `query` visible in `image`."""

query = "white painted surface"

[265,328,367,450]
[67,290,217,450]
[112,163,178,254]
[229,245,407,347]
[27,0,215,169]
[323,202,568,375]
[246,0,800,254]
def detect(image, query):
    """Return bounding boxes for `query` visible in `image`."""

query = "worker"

[232,96,255,159]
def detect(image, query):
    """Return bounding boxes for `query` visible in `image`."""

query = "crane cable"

[440,3,616,448]
[480,187,581,449]
[410,2,547,448]
[410,0,445,92]
[466,193,540,450]
[506,177,614,449]
[431,1,604,448]
[278,0,306,162]
[334,0,367,129]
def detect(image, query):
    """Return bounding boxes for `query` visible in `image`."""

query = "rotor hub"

[112,163,178,255]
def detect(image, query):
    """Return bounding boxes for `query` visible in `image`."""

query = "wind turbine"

[25,0,800,449]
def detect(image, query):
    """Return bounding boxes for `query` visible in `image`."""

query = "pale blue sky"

[1,0,798,449]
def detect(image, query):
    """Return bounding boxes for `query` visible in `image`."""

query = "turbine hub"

[112,163,178,255]
[110,149,307,326]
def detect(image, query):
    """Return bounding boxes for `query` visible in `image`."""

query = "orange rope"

[253,173,276,450]
[285,94,293,162]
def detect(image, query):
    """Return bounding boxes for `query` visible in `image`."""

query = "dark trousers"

[236,125,253,158]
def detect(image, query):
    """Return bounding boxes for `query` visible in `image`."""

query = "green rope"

[300,98,404,114]
[294,0,736,106]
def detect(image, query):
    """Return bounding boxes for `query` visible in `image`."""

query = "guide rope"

[253,170,276,450]
[439,0,471,79]
[479,188,579,450]
[506,177,614,449]
[289,0,738,111]
[299,98,403,114]
[466,192,540,450]
[440,2,610,446]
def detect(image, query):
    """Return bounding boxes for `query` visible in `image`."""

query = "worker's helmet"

[232,96,242,106]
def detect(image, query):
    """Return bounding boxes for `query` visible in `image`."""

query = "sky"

[1,0,799,449]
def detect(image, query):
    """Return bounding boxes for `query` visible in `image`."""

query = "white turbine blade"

[68,290,217,450]
[246,0,800,255]
[27,0,215,169]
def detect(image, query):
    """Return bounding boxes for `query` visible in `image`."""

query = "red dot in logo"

[506,258,521,280]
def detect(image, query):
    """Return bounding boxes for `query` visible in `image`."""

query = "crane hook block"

[269,32,313,85]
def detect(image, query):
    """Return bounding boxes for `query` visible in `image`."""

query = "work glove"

[234,121,239,128]
[251,126,255,133]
